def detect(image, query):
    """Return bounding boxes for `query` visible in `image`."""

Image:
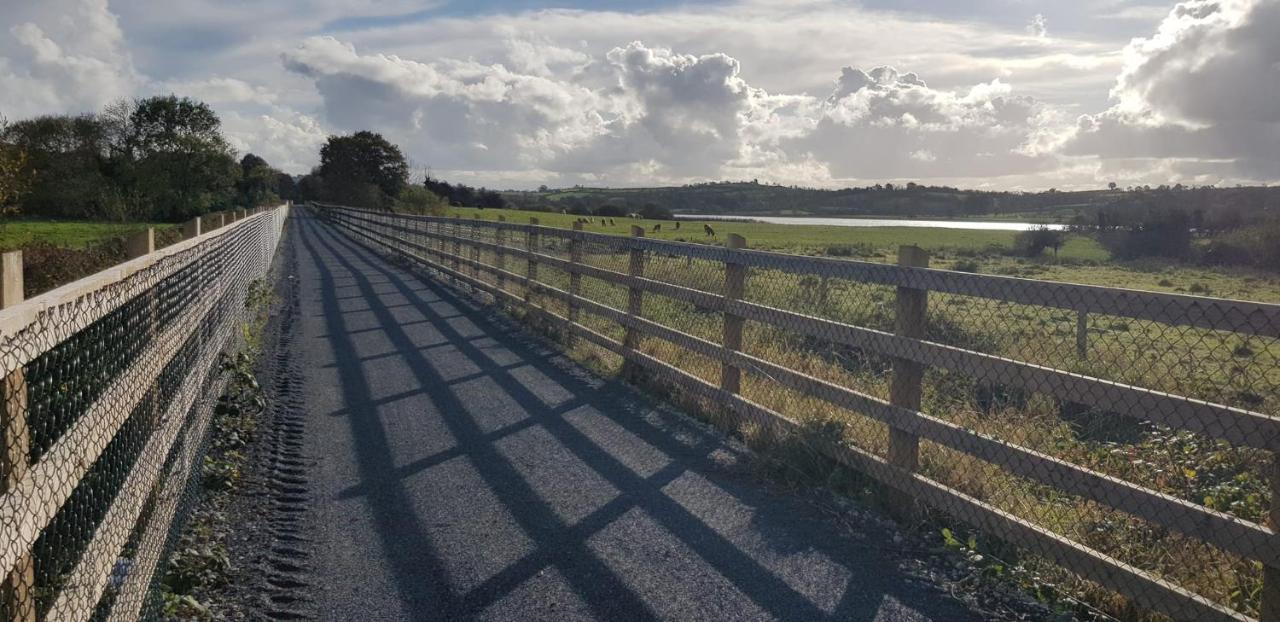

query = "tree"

[1,114,114,219]
[236,152,280,207]
[128,95,238,220]
[0,121,30,216]
[319,131,408,207]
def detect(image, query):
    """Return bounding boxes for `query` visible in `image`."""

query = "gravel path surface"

[275,211,989,621]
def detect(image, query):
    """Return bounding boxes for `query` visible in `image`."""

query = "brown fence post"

[888,245,929,519]
[451,217,462,273]
[721,234,747,394]
[470,219,481,281]
[1,251,34,622]
[495,215,507,295]
[1076,310,1088,360]
[1265,462,1280,622]
[182,216,202,239]
[568,221,584,344]
[621,226,645,378]
[526,218,540,311]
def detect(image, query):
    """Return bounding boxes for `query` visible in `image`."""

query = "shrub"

[1012,226,1064,257]
[393,186,448,215]
[952,259,980,273]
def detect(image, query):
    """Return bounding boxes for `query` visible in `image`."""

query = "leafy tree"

[236,152,280,207]
[1,114,113,219]
[319,131,408,208]
[0,120,31,216]
[127,96,238,220]
[276,172,298,201]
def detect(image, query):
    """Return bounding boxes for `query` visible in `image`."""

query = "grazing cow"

[652,224,661,233]
[674,221,681,230]
[704,224,716,238]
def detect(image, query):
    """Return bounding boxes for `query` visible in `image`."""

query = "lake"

[675,214,1067,231]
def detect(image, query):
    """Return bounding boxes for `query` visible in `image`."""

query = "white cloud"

[1,0,1277,189]
[153,77,279,105]
[1028,14,1049,38]
[1063,0,1280,182]
[0,0,140,119]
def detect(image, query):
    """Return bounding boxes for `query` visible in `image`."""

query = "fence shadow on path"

[294,211,982,621]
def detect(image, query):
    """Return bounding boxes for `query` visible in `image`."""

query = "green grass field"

[0,220,176,250]
[449,206,1280,304]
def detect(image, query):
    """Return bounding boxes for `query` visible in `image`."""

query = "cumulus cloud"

[0,0,140,118]
[280,36,1067,185]
[783,65,1058,180]
[1063,0,1280,181]
[2,0,1277,188]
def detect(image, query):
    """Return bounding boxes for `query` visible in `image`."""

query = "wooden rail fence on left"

[0,204,289,621]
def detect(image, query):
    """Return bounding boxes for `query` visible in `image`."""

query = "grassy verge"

[0,220,178,249]
[0,220,185,297]
[158,279,274,620]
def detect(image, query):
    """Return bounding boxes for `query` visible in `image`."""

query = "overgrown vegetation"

[159,280,273,620]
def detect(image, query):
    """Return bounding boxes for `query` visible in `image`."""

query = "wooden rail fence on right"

[320,204,1280,622]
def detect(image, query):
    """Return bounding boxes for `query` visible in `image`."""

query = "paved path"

[278,211,986,621]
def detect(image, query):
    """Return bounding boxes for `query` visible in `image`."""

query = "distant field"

[449,206,1280,303]
[0,220,176,250]
[449,206,1104,258]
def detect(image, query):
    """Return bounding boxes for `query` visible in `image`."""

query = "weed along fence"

[318,204,1280,622]
[0,204,288,621]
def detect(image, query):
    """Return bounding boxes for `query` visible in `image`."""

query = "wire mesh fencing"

[0,205,288,622]
[321,204,1280,622]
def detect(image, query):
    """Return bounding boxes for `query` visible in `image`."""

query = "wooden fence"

[320,204,1280,622]
[0,204,288,621]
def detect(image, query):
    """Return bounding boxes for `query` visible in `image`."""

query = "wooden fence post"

[1,251,34,622]
[182,216,201,240]
[621,226,645,378]
[1076,310,1088,360]
[470,219,481,281]
[888,245,929,519]
[495,216,507,295]
[451,217,462,273]
[1264,458,1280,622]
[126,228,155,259]
[721,234,747,394]
[568,221,583,344]
[526,218,540,309]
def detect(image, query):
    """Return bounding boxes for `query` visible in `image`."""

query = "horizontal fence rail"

[0,205,288,621]
[319,204,1280,622]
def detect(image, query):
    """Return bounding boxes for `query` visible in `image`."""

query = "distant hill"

[501,181,1280,225]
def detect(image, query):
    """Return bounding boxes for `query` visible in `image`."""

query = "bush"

[952,259,980,273]
[1012,226,1064,257]
[394,186,448,215]
[1098,209,1193,260]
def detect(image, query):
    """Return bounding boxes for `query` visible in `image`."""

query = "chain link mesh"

[0,206,287,621]
[322,205,1280,622]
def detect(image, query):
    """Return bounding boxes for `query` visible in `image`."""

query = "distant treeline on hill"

[499,180,1279,228]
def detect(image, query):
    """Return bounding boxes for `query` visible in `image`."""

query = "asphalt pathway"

[281,211,986,621]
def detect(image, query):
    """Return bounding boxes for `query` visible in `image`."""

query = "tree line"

[0,96,295,222]
[292,130,507,214]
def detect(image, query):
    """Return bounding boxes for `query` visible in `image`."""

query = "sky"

[1,0,1277,191]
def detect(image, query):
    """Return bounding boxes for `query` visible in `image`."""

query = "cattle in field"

[652,224,661,233]
[704,224,716,238]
